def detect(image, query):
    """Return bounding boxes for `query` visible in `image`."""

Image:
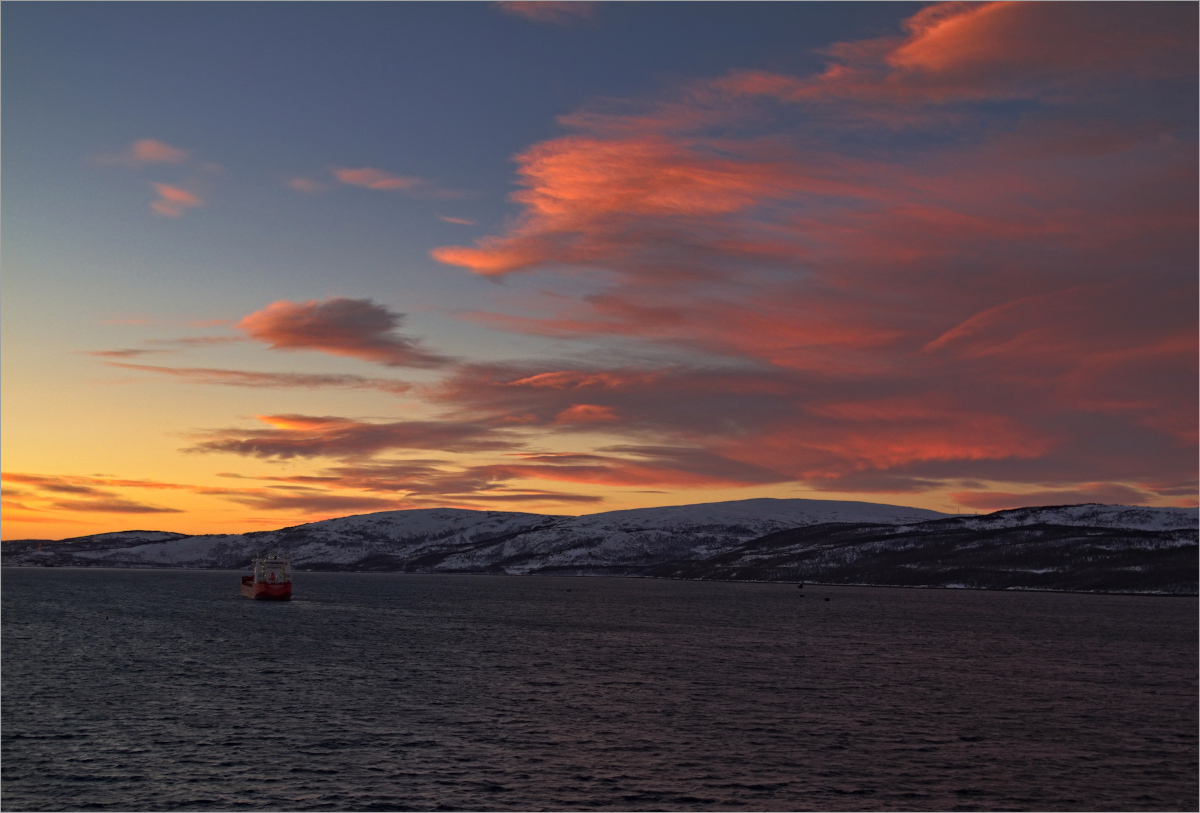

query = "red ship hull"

[241,576,292,600]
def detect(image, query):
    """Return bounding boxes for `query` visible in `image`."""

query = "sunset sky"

[3,1,1196,540]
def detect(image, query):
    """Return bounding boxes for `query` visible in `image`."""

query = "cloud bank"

[425,1,1197,509]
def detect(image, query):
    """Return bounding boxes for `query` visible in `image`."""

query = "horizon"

[3,2,1197,540]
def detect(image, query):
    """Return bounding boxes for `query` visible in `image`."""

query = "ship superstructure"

[241,551,292,600]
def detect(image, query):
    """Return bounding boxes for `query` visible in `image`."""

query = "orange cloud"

[217,490,401,513]
[554,404,618,424]
[46,498,183,514]
[949,483,1163,512]
[150,183,203,217]
[2,472,188,514]
[238,298,452,368]
[431,134,816,276]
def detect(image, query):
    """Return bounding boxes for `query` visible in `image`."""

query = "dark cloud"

[217,491,402,513]
[103,362,412,394]
[186,414,520,459]
[238,298,451,368]
[48,498,184,514]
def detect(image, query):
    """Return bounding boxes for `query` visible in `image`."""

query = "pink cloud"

[439,215,477,225]
[554,404,618,424]
[424,2,1196,508]
[150,183,203,217]
[94,138,191,166]
[237,298,451,368]
[333,167,423,191]
[330,167,467,198]
[714,2,1196,108]
[495,2,595,25]
[65,4,1187,517]
[287,176,327,193]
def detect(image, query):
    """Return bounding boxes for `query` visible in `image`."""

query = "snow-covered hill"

[433,498,950,574]
[3,499,1195,593]
[3,498,949,571]
[932,504,1198,532]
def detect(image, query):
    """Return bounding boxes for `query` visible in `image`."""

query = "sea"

[2,569,1196,811]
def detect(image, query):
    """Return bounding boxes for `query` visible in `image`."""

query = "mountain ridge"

[4,498,1196,594]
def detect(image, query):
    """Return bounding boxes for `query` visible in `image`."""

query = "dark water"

[2,569,1196,811]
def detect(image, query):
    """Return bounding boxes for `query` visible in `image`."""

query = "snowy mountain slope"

[5,499,947,571]
[930,504,1198,532]
[424,498,953,574]
[0,530,192,564]
[71,533,252,568]
[664,514,1199,594]
[62,508,560,570]
[3,499,1195,594]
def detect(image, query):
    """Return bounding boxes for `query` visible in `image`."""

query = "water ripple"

[2,569,1197,810]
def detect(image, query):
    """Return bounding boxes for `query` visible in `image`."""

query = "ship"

[241,551,292,600]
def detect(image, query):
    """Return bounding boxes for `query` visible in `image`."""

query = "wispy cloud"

[287,176,327,193]
[329,166,467,198]
[237,297,452,368]
[439,215,476,226]
[187,414,520,459]
[103,362,413,394]
[86,348,165,359]
[216,490,401,513]
[2,473,187,515]
[47,498,184,514]
[332,167,423,191]
[93,138,191,166]
[91,138,220,217]
[148,336,246,349]
[150,183,204,217]
[495,2,595,26]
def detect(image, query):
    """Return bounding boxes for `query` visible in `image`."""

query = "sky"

[2,1,1197,541]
